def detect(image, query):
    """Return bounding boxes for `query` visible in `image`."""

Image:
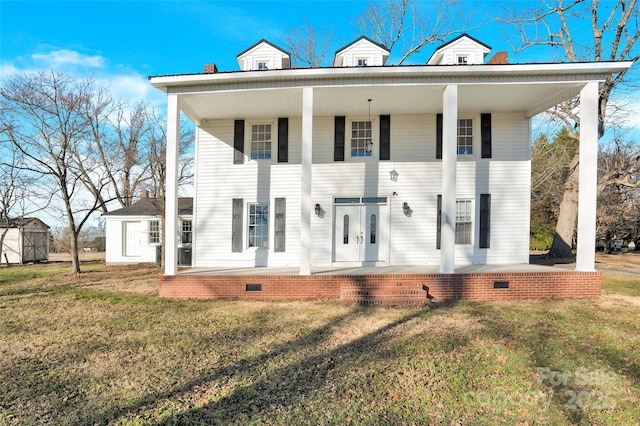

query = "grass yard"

[1,260,639,425]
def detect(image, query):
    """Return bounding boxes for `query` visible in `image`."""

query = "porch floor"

[178,263,572,276]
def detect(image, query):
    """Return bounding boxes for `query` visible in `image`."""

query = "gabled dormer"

[333,35,389,67]
[236,39,291,71]
[427,34,491,65]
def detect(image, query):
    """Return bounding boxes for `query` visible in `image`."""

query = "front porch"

[160,265,601,304]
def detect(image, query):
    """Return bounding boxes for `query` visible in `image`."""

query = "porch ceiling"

[179,81,584,123]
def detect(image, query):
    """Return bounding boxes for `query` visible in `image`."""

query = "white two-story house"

[150,34,630,302]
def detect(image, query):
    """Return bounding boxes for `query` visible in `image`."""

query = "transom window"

[149,220,160,244]
[351,121,373,157]
[181,220,192,244]
[251,124,272,159]
[248,203,269,248]
[457,118,473,155]
[455,200,472,245]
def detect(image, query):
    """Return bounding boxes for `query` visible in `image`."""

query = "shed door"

[124,222,142,257]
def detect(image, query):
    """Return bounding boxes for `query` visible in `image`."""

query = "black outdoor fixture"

[403,202,411,216]
[315,203,322,216]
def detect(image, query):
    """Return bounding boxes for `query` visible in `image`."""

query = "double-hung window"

[149,220,160,244]
[351,120,373,157]
[455,200,473,245]
[457,118,473,155]
[248,203,269,248]
[181,220,192,244]
[251,124,272,160]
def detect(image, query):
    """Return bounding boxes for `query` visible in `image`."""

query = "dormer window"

[457,55,468,65]
[357,58,368,67]
[257,61,268,70]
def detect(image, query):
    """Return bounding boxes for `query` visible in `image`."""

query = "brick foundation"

[159,271,602,304]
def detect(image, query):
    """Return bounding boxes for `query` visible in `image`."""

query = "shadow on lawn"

[85,306,432,424]
[467,302,639,424]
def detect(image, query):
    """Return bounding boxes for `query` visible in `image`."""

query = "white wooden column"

[300,87,313,275]
[164,93,180,276]
[440,85,458,274]
[576,82,599,271]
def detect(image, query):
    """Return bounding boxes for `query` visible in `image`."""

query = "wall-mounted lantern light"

[390,168,399,181]
[315,203,322,216]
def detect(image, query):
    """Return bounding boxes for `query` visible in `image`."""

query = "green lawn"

[1,263,639,425]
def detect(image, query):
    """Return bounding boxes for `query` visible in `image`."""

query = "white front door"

[334,204,387,263]
[124,221,142,257]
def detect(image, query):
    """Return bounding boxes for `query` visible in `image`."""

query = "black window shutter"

[232,198,243,252]
[479,194,491,248]
[481,113,492,158]
[233,120,245,164]
[436,194,442,249]
[436,113,443,160]
[278,117,288,163]
[379,114,390,160]
[274,198,286,252]
[334,116,345,161]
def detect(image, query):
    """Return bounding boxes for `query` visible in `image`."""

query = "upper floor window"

[181,220,192,244]
[351,121,372,157]
[251,124,272,159]
[457,118,473,155]
[356,58,368,67]
[257,61,268,70]
[457,55,468,65]
[149,220,160,244]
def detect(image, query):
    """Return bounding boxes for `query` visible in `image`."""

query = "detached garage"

[0,217,50,264]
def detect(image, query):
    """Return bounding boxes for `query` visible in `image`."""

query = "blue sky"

[1,1,637,122]
[1,1,528,106]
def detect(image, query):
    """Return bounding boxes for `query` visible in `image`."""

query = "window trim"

[457,116,478,156]
[247,202,269,249]
[248,121,274,161]
[180,219,192,245]
[455,199,473,245]
[254,58,271,70]
[356,57,369,67]
[348,117,376,159]
[148,220,161,245]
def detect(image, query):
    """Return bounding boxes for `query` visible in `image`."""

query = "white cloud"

[32,50,104,68]
[97,74,166,107]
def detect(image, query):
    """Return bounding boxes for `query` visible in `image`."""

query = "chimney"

[487,51,509,65]
[204,63,218,73]
[140,189,149,199]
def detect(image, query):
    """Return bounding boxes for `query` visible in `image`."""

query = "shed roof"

[102,198,193,217]
[0,217,50,229]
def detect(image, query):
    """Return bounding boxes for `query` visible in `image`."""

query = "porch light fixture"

[403,202,411,217]
[390,168,399,181]
[315,203,322,216]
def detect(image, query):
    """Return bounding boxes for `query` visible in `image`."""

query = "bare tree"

[358,0,477,64]
[0,71,115,273]
[503,0,640,258]
[91,101,154,208]
[280,22,333,67]
[145,109,194,268]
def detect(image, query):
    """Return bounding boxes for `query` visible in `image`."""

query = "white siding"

[431,37,490,65]
[335,39,387,67]
[194,112,531,268]
[1,228,21,264]
[105,216,159,264]
[237,43,288,71]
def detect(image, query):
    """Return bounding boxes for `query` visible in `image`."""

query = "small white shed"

[0,217,50,264]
